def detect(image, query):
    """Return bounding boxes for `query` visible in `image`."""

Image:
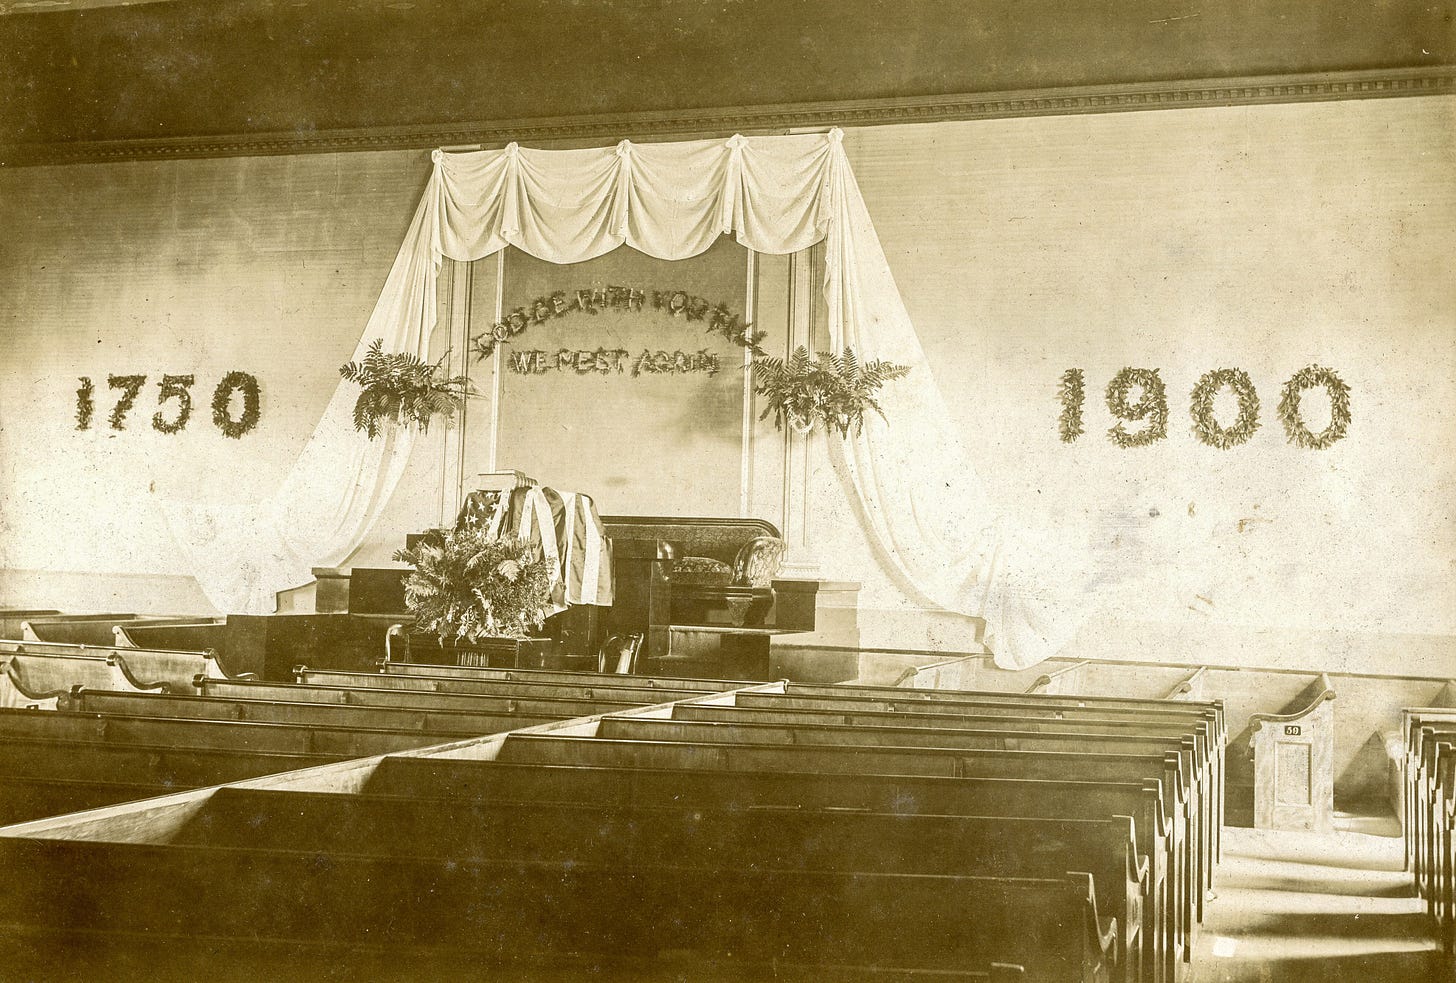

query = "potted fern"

[753,346,911,436]
[392,526,556,667]
[339,339,475,439]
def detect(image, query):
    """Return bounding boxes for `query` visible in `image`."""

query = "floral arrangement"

[393,527,555,643]
[339,339,473,440]
[752,346,910,437]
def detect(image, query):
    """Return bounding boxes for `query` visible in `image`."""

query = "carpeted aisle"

[1191,821,1443,982]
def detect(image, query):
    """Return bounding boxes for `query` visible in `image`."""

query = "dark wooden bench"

[1,652,162,707]
[364,756,1168,983]
[0,929,1028,983]
[1411,726,1456,924]
[61,687,559,734]
[16,613,136,645]
[20,616,216,649]
[0,834,1113,981]
[0,734,342,788]
[114,621,228,656]
[730,688,1226,871]
[1408,724,1456,952]
[1403,708,1456,872]
[669,699,1219,887]
[598,713,1212,925]
[177,785,1144,981]
[0,707,477,758]
[1,641,227,694]
[495,732,1188,982]
[378,659,753,691]
[292,666,723,703]
[0,673,1225,982]
[194,676,657,717]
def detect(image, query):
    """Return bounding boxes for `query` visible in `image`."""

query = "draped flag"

[457,487,613,613]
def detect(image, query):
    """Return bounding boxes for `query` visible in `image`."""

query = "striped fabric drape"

[457,487,613,613]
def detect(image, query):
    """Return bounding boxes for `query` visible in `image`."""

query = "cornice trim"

[3,65,1451,167]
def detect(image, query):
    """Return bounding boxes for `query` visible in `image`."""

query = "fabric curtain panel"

[167,129,1091,669]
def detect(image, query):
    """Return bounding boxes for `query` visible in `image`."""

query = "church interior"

[0,1,1453,980]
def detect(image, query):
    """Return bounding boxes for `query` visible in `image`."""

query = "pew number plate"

[1284,725,1302,736]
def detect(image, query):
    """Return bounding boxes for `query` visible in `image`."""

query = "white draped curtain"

[165,128,1095,669]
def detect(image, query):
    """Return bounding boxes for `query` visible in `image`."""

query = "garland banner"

[471,286,763,359]
[76,371,262,437]
[1279,364,1352,450]
[1105,367,1168,448]
[507,347,721,377]
[212,371,262,440]
[1189,367,1260,449]
[1058,368,1084,443]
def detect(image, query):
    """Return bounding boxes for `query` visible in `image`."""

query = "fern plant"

[339,339,475,440]
[753,346,911,436]
[393,528,555,643]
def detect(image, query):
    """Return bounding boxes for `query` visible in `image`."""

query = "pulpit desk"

[316,515,859,681]
[602,516,859,681]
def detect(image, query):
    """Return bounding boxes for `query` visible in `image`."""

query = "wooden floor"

[1192,817,1442,982]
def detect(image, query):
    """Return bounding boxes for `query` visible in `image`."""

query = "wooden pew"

[17,613,136,644]
[0,652,163,703]
[683,696,1221,902]
[0,833,1115,981]
[1165,667,1210,702]
[0,733,341,789]
[61,687,559,734]
[747,685,1227,774]
[114,621,229,659]
[0,609,58,641]
[20,616,217,648]
[194,677,657,718]
[693,692,1221,903]
[0,775,181,827]
[1025,659,1093,695]
[1408,728,1456,951]
[495,732,1187,982]
[177,785,1144,982]
[0,691,561,827]
[1402,708,1456,872]
[594,713,1207,943]
[1411,726,1456,908]
[1,639,228,693]
[0,707,478,758]
[292,666,723,703]
[377,659,752,691]
[1249,672,1336,831]
[0,672,1224,981]
[0,928,1029,983]
[733,686,1227,867]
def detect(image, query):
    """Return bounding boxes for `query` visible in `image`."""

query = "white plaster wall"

[822,96,1456,669]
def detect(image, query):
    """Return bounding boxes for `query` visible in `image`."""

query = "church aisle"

[1191,821,1443,982]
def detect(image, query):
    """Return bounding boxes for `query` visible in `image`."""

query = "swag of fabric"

[163,129,1090,669]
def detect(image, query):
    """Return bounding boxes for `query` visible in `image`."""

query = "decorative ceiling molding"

[3,65,1451,167]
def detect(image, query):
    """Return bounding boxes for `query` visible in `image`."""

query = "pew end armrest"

[1068,870,1119,965]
